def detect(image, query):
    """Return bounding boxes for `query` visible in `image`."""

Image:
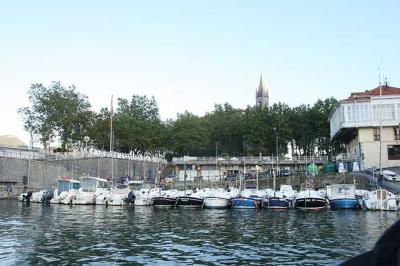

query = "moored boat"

[152,196,177,207]
[64,176,111,205]
[51,179,81,204]
[263,196,290,209]
[328,184,359,209]
[203,197,231,209]
[363,189,399,211]
[231,197,259,209]
[176,196,204,208]
[295,189,328,210]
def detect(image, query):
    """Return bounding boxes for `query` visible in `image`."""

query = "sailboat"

[203,146,231,209]
[230,163,259,209]
[263,170,290,209]
[152,160,177,207]
[295,151,328,210]
[176,156,204,208]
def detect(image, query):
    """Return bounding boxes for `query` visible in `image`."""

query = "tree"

[113,95,163,154]
[204,103,244,156]
[19,82,92,151]
[169,111,209,156]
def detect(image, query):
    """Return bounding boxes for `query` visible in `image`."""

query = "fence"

[0,146,167,164]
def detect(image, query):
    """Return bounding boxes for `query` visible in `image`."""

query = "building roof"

[345,84,400,101]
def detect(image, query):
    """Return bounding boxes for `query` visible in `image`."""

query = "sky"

[0,0,399,145]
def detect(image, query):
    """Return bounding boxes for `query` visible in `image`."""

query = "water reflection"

[0,200,399,265]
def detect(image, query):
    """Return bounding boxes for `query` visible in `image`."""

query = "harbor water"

[0,200,399,265]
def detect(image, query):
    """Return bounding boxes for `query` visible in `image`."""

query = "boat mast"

[109,94,114,187]
[215,142,218,185]
[184,155,187,195]
[378,68,383,210]
[379,69,383,187]
[274,127,278,196]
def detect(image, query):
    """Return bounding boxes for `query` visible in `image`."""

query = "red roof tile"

[345,85,400,101]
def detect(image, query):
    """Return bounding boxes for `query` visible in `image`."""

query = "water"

[0,200,399,265]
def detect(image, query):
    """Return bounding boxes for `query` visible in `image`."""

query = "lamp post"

[274,127,279,176]
[84,136,90,152]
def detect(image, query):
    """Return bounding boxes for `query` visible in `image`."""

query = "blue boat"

[263,196,290,209]
[328,184,360,209]
[231,197,259,209]
[330,198,359,209]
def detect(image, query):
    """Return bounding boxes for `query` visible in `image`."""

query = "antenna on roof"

[378,66,382,86]
[384,76,389,87]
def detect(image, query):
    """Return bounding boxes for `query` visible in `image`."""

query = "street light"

[84,136,90,152]
[274,127,278,175]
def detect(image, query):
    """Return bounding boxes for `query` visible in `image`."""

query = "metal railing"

[0,146,167,164]
[172,155,329,164]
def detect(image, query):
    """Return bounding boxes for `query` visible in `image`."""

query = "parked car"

[382,170,400,182]
[279,169,292,177]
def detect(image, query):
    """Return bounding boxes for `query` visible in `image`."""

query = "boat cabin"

[330,184,356,199]
[57,179,80,195]
[80,177,110,192]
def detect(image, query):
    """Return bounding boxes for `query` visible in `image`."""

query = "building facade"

[256,75,269,108]
[330,84,400,169]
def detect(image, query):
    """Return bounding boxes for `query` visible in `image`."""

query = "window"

[347,105,352,121]
[383,104,395,121]
[373,128,380,141]
[372,104,395,121]
[395,127,400,140]
[373,105,378,121]
[388,145,400,160]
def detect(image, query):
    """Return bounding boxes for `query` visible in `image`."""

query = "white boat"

[203,188,232,209]
[106,183,131,206]
[363,189,399,211]
[203,197,230,208]
[51,179,80,204]
[62,176,111,205]
[19,188,54,203]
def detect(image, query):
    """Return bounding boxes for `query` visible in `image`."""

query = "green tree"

[170,111,209,156]
[113,95,163,154]
[19,82,92,151]
[205,103,244,156]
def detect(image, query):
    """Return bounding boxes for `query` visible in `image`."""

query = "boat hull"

[295,197,327,210]
[152,197,177,207]
[330,198,359,209]
[203,197,230,209]
[231,197,259,209]
[264,197,290,209]
[176,196,204,208]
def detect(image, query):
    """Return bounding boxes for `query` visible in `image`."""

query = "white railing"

[0,146,167,164]
[172,155,328,164]
[0,147,44,160]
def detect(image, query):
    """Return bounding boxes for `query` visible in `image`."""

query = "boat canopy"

[330,184,355,199]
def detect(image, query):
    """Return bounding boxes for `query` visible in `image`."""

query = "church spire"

[256,74,269,108]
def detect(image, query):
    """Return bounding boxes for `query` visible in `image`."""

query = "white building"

[329,84,400,169]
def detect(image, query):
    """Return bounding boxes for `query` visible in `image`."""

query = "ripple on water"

[0,201,399,265]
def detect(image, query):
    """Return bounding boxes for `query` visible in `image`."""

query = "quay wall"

[0,157,167,195]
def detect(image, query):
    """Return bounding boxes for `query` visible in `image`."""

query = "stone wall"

[0,157,68,191]
[0,157,167,192]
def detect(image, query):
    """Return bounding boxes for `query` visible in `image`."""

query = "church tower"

[256,74,269,108]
